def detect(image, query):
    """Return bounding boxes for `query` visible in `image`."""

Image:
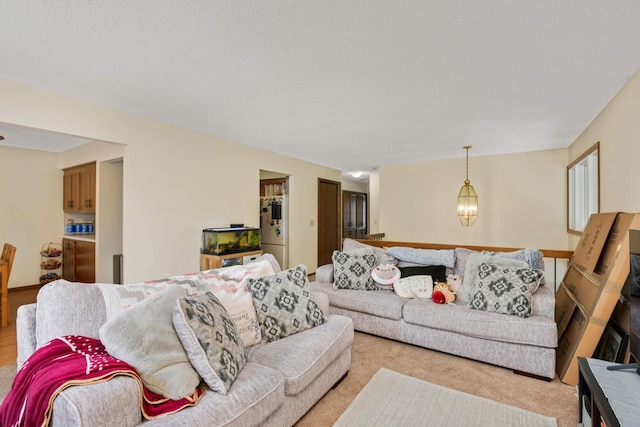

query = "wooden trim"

[8,283,44,293]
[354,239,573,259]
[567,141,600,235]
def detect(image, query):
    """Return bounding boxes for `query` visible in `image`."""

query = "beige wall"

[568,69,640,249]
[0,146,63,287]
[379,149,569,250]
[1,78,342,285]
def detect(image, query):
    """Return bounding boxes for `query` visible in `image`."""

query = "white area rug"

[333,368,557,427]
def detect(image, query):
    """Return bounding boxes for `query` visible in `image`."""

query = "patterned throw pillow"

[246,265,326,342]
[332,250,377,290]
[467,263,544,318]
[173,292,247,395]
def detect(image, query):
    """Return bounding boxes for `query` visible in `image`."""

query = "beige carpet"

[333,367,557,426]
[296,332,578,427]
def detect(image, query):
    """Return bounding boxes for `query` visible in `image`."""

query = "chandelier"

[457,146,478,226]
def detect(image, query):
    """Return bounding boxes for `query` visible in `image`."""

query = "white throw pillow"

[99,285,200,400]
[393,275,434,299]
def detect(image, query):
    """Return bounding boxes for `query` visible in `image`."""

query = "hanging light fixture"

[457,146,478,226]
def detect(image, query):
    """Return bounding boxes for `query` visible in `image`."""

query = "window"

[567,142,599,234]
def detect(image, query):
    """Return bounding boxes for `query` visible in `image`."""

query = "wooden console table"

[578,357,640,426]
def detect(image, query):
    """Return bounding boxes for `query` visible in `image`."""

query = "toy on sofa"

[371,264,401,289]
[446,274,463,294]
[432,281,456,305]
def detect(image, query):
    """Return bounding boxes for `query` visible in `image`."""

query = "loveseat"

[309,239,559,379]
[13,258,354,426]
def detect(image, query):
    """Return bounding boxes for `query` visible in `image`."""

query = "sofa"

[309,240,559,379]
[13,259,354,426]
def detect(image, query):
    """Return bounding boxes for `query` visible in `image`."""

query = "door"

[318,179,341,267]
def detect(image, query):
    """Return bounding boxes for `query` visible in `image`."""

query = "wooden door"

[318,179,341,267]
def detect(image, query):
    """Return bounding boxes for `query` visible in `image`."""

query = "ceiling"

[1,1,639,175]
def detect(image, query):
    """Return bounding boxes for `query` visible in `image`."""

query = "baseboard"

[8,284,43,293]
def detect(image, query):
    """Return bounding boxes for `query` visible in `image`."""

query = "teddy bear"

[432,281,456,304]
[446,274,463,294]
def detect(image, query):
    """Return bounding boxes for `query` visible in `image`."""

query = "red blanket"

[0,335,203,426]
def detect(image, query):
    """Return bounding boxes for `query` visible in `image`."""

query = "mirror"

[567,142,600,234]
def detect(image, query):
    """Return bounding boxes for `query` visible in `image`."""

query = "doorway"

[318,179,341,266]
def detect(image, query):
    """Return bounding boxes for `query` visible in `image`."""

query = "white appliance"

[260,195,288,269]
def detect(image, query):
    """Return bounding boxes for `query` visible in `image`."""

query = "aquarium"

[201,227,261,255]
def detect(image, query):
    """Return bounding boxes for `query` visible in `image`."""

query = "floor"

[0,286,39,366]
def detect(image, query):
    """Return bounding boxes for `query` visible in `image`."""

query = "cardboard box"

[595,213,638,278]
[555,283,608,385]
[571,212,617,272]
[561,266,601,314]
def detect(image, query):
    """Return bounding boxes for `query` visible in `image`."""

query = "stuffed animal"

[432,281,456,305]
[446,274,463,294]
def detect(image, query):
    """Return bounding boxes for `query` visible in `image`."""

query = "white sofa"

[309,243,558,379]
[15,269,354,426]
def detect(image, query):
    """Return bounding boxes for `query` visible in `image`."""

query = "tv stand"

[578,357,640,426]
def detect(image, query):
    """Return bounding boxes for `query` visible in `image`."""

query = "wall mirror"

[567,142,600,234]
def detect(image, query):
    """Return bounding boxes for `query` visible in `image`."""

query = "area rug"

[333,368,558,427]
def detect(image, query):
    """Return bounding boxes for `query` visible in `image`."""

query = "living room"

[1,2,640,426]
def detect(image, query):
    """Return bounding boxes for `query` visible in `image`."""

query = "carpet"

[0,364,16,403]
[333,368,558,427]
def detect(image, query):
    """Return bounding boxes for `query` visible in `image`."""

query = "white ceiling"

[1,1,639,173]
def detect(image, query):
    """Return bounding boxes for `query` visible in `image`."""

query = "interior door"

[318,179,341,267]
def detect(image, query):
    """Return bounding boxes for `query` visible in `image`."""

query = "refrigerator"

[260,195,289,270]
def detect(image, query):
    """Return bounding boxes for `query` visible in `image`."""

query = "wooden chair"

[1,243,17,328]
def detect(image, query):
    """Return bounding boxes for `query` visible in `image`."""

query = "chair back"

[1,243,16,277]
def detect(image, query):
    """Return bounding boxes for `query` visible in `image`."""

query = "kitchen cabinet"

[62,238,95,283]
[63,162,96,212]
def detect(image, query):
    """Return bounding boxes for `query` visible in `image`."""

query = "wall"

[379,149,569,250]
[0,146,62,287]
[568,68,640,249]
[0,78,342,284]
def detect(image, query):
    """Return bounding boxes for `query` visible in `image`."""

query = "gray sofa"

[310,253,558,380]
[16,279,354,426]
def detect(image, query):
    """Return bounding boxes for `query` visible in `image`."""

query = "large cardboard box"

[571,212,617,272]
[556,213,640,385]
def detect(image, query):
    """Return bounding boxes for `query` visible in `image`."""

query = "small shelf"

[40,242,62,285]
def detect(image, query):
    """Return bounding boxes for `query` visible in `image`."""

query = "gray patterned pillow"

[332,250,377,290]
[247,265,326,342]
[173,292,247,395]
[467,263,544,318]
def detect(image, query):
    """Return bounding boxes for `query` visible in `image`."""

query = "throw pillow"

[342,238,398,266]
[331,250,377,290]
[173,292,247,395]
[482,249,546,284]
[467,263,545,318]
[218,292,262,347]
[399,265,447,283]
[459,253,530,302]
[247,265,326,342]
[393,276,434,299]
[99,285,200,400]
[386,247,455,268]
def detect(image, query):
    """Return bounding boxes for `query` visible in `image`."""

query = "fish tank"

[201,227,261,255]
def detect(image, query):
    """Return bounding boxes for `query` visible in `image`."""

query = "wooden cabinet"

[200,250,263,270]
[63,238,95,283]
[342,191,367,240]
[63,162,96,212]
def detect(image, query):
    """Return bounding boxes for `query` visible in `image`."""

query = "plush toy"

[371,264,401,289]
[432,281,456,304]
[446,274,463,294]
